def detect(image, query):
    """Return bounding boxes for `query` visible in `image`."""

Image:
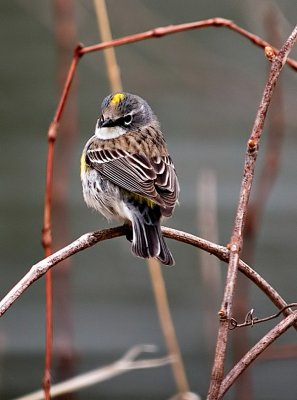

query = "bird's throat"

[95,124,126,139]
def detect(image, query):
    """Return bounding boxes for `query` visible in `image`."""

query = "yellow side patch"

[110,93,125,105]
[80,152,89,177]
[130,193,155,208]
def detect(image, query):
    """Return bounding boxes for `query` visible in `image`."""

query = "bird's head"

[95,92,157,139]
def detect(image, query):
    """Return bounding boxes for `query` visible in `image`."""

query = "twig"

[41,43,81,400]
[0,226,295,327]
[13,344,172,400]
[207,24,297,399]
[51,0,78,393]
[232,12,286,400]
[219,311,297,398]
[229,304,297,329]
[79,18,297,71]
[245,0,286,241]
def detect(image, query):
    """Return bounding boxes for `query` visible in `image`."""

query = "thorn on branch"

[48,121,58,142]
[247,139,258,154]
[265,45,277,61]
[227,242,240,253]
[229,303,297,330]
[152,27,169,37]
[218,309,227,320]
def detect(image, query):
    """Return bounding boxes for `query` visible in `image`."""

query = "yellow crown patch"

[110,93,125,105]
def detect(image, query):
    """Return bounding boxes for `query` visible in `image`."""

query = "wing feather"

[87,148,179,213]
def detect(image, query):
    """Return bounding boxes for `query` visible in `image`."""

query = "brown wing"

[86,147,179,215]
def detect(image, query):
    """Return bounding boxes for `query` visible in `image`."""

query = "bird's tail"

[127,203,174,266]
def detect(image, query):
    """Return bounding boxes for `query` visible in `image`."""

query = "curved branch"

[0,226,294,325]
[79,18,297,71]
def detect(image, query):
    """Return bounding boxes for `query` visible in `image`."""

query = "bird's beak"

[101,118,116,128]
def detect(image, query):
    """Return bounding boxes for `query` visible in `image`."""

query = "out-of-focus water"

[1,1,297,399]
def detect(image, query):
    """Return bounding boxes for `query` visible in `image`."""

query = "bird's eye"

[123,114,133,126]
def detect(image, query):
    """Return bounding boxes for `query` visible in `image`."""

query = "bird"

[80,92,179,266]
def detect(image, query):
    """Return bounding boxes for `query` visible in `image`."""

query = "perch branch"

[207,24,297,399]
[0,226,295,327]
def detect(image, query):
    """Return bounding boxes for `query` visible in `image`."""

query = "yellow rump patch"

[130,193,155,208]
[80,153,89,177]
[110,93,125,105]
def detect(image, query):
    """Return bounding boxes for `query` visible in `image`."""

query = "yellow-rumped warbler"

[81,92,179,266]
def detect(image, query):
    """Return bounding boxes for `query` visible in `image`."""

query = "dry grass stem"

[93,4,191,395]
[13,344,172,400]
[93,0,122,92]
[148,258,191,396]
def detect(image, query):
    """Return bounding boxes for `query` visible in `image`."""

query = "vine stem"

[207,24,297,400]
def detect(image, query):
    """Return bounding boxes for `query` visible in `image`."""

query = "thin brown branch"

[41,44,81,400]
[219,311,297,398]
[207,24,297,399]
[79,18,297,71]
[0,226,295,327]
[42,41,82,267]
[51,0,78,393]
[232,13,286,400]
[245,2,286,236]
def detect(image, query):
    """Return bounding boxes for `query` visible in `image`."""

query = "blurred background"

[0,1,297,399]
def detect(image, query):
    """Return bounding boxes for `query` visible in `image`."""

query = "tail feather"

[155,226,175,266]
[129,206,175,266]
